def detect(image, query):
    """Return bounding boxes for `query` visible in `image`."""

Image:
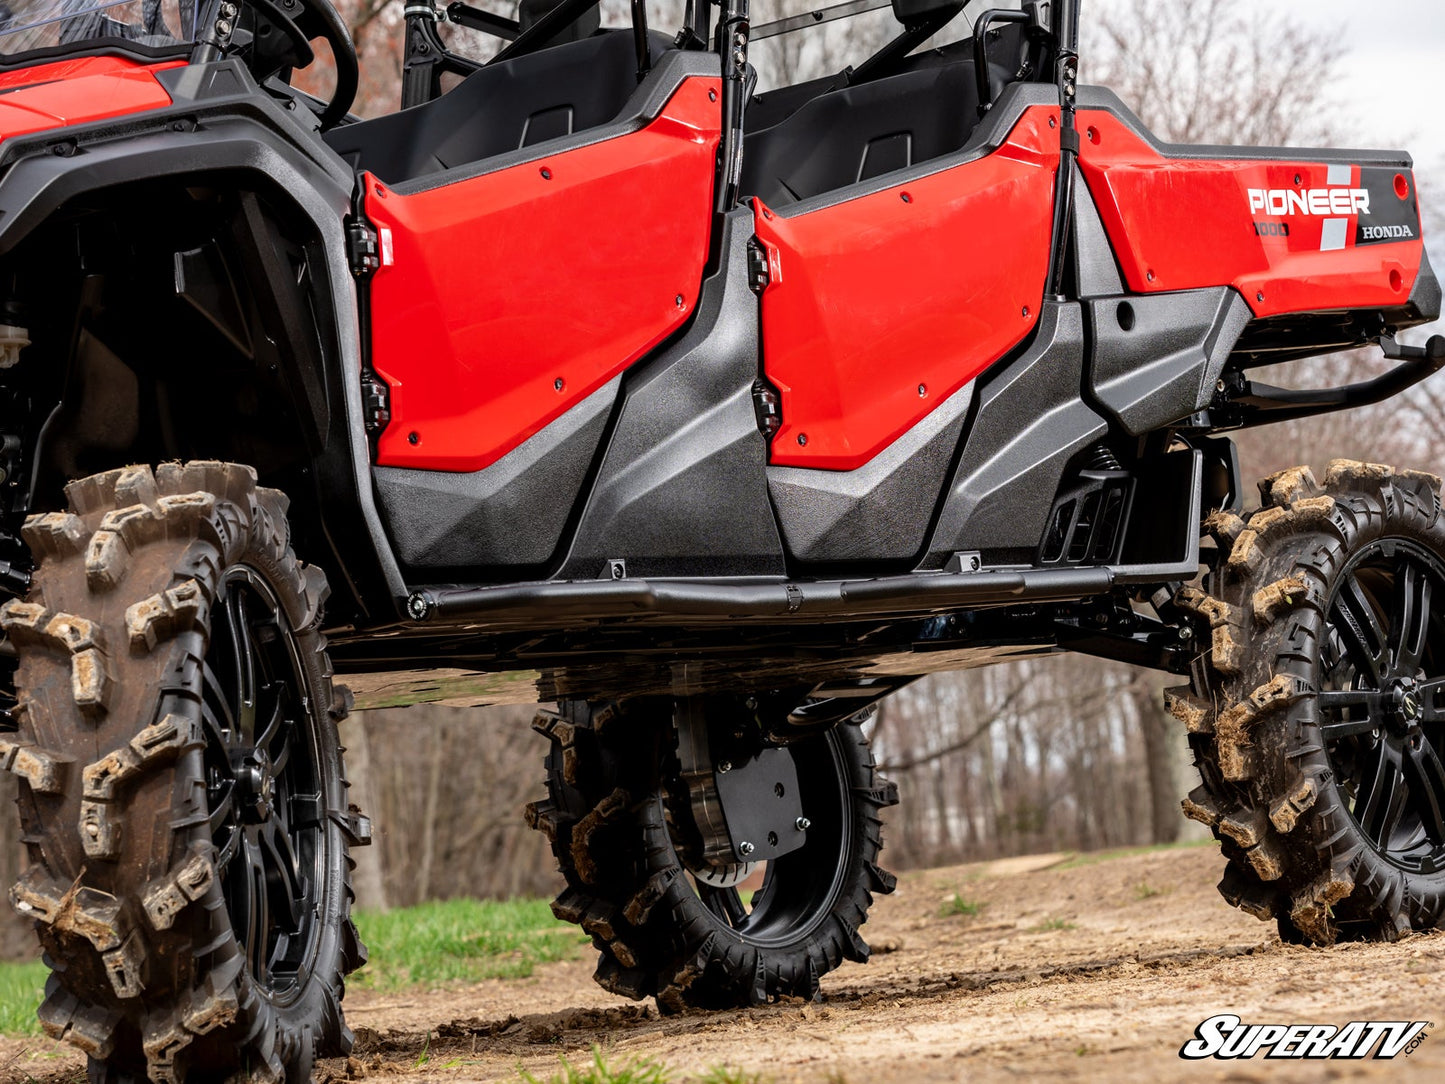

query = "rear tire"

[526,699,898,1010]
[1176,460,1445,944]
[1,462,365,1082]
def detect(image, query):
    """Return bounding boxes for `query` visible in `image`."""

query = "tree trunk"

[1134,678,1181,844]
[340,713,389,912]
[0,772,37,960]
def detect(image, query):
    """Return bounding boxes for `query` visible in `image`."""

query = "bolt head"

[795,817,811,831]
[739,840,755,856]
[718,761,732,774]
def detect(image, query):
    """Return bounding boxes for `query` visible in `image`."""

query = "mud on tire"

[1175,459,1445,945]
[0,462,365,1082]
[526,699,899,1010]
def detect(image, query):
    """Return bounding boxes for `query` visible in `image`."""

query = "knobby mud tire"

[1175,459,1445,945]
[525,700,899,1011]
[0,462,365,1083]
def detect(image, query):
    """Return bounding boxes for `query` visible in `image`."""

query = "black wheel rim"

[1318,539,1445,875]
[670,733,853,950]
[202,567,327,1003]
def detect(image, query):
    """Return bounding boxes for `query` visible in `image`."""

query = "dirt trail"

[4,844,1442,1082]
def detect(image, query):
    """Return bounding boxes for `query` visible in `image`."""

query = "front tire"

[526,699,899,1010]
[1176,460,1445,944]
[1,462,365,1082]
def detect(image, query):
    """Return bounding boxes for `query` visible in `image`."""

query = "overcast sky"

[1271,0,1443,171]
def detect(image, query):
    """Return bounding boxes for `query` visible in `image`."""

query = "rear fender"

[1075,86,1435,326]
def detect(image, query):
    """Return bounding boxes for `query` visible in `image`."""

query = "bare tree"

[344,703,561,911]
[1083,0,1346,148]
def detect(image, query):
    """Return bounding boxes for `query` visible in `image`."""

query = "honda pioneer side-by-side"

[0,0,1441,1078]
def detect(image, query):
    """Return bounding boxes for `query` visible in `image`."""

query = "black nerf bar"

[407,565,1116,627]
[1232,334,1445,428]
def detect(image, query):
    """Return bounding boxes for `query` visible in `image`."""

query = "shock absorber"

[1083,442,1122,472]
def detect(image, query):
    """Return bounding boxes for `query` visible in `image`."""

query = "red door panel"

[754,105,1059,471]
[366,76,721,472]
[1076,110,1424,319]
[0,57,181,143]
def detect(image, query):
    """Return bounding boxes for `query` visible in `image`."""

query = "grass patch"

[1133,881,1168,900]
[0,959,46,1036]
[0,898,588,1035]
[1028,917,1076,932]
[940,892,984,917]
[521,1047,670,1084]
[698,1068,768,1084]
[1055,838,1213,871]
[347,896,589,991]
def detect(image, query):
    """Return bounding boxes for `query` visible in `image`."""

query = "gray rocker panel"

[1089,288,1251,436]
[923,302,1107,566]
[556,210,787,579]
[374,376,619,568]
[768,380,974,564]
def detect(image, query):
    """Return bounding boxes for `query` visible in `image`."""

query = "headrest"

[890,0,963,26]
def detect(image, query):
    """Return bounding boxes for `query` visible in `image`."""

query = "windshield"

[0,0,201,59]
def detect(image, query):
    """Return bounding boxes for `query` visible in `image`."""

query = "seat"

[740,56,986,208]
[324,29,672,186]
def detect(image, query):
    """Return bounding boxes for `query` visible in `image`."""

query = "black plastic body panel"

[0,60,408,619]
[1069,162,1124,298]
[1089,288,1251,436]
[1408,247,1443,324]
[768,381,973,564]
[374,376,619,568]
[555,210,786,580]
[1115,448,1202,581]
[922,302,1106,567]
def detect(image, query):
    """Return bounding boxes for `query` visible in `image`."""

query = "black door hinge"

[346,219,380,278]
[752,379,781,440]
[362,372,391,433]
[747,239,770,295]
